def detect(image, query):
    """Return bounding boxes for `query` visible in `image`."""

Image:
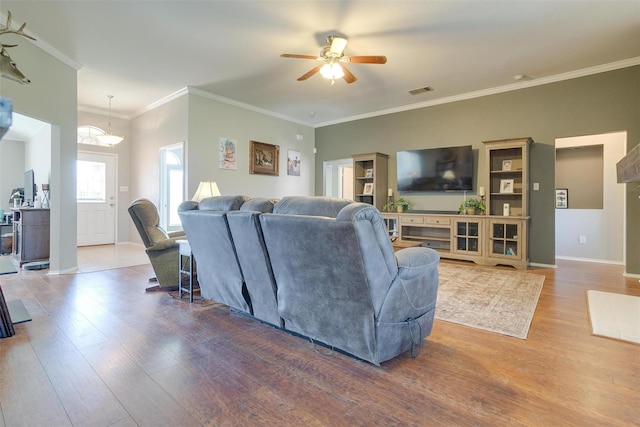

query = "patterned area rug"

[435,263,545,339]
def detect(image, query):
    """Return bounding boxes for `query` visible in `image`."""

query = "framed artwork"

[500,179,514,193]
[502,160,512,171]
[219,137,237,170]
[287,150,301,176]
[364,168,373,178]
[363,183,374,195]
[555,188,568,209]
[249,140,279,176]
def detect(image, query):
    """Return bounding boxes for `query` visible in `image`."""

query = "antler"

[0,11,35,85]
[0,11,36,43]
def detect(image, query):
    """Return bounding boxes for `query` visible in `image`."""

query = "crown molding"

[186,87,314,127]
[315,57,640,128]
[0,12,83,71]
[102,56,640,128]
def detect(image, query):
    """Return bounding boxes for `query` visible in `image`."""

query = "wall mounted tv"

[396,145,474,192]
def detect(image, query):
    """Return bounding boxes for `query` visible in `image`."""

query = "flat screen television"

[396,145,474,192]
[24,169,35,206]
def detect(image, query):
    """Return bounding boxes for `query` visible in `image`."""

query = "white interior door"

[339,165,354,199]
[77,152,116,246]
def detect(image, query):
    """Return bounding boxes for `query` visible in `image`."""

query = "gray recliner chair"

[128,198,185,291]
[178,195,250,312]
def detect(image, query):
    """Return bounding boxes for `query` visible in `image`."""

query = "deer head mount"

[0,11,35,85]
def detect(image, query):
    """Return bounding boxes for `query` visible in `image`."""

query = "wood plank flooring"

[0,259,638,426]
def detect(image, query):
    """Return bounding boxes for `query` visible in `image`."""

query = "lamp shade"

[192,181,221,202]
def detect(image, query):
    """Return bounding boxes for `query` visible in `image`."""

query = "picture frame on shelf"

[364,168,373,178]
[363,182,374,195]
[249,140,279,176]
[555,188,568,209]
[502,160,512,171]
[500,179,514,193]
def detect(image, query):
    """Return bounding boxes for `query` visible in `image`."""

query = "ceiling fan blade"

[297,65,323,81]
[281,54,319,60]
[329,37,348,55]
[340,64,357,84]
[344,55,387,64]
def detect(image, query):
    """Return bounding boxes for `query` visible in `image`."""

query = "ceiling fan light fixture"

[320,62,344,80]
[96,95,124,146]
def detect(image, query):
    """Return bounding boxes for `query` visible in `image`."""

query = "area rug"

[435,263,544,339]
[7,299,31,324]
[0,258,17,275]
[587,290,640,344]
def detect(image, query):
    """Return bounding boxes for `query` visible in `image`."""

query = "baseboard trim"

[555,256,624,266]
[529,262,557,269]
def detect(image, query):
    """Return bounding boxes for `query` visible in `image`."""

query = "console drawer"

[425,217,451,225]
[401,216,424,224]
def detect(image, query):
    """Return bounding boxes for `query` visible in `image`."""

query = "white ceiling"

[1,1,639,133]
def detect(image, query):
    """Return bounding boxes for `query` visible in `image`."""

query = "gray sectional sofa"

[178,195,439,365]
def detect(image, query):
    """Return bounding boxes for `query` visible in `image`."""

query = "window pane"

[77,160,106,203]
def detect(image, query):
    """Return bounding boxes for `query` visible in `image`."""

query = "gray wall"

[128,90,315,245]
[0,38,78,273]
[315,66,640,274]
[0,139,25,212]
[556,145,603,209]
[187,92,315,199]
[129,94,189,245]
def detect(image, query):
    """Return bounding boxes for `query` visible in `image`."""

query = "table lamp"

[192,181,221,202]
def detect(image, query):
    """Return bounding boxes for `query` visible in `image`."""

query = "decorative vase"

[397,206,404,213]
[466,207,475,215]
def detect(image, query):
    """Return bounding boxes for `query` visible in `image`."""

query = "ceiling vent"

[408,86,433,95]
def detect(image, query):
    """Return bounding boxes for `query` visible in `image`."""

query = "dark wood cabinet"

[12,208,50,266]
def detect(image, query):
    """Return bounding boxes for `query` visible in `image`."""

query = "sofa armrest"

[146,238,180,253]
[377,247,439,322]
[168,230,186,238]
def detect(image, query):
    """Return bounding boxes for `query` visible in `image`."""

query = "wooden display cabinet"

[12,208,50,267]
[352,152,389,210]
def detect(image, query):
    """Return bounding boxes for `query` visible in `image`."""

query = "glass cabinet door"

[453,219,482,255]
[489,220,521,259]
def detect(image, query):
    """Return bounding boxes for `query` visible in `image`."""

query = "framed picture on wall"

[287,150,301,176]
[555,188,568,209]
[249,140,279,176]
[363,183,374,195]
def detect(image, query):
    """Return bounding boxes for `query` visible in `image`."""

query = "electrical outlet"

[533,182,539,191]
[579,235,587,244]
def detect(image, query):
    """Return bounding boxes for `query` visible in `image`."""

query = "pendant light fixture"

[96,95,123,146]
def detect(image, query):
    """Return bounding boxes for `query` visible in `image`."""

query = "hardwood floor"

[0,259,638,426]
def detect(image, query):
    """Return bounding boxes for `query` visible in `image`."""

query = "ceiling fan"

[281,36,387,85]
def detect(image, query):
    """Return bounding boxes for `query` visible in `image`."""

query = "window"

[77,125,113,146]
[77,160,106,203]
[160,143,184,231]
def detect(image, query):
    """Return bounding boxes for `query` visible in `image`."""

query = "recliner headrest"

[240,198,278,213]
[197,195,249,211]
[273,196,353,218]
